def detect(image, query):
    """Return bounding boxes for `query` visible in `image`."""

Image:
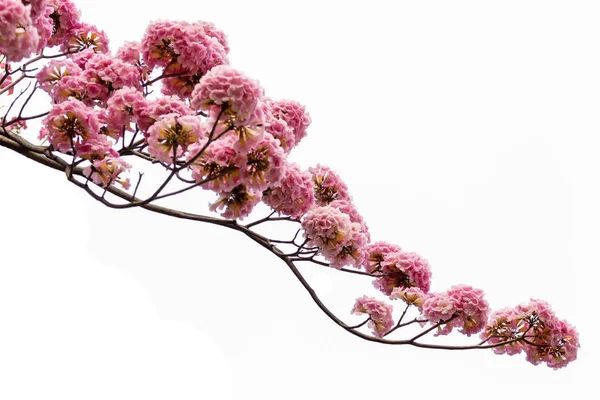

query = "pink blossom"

[147,114,202,164]
[31,4,53,52]
[187,135,243,192]
[26,0,50,20]
[329,199,370,242]
[421,293,457,333]
[309,164,351,206]
[39,98,99,153]
[133,95,195,133]
[51,74,89,104]
[105,86,145,134]
[301,206,352,253]
[83,154,131,190]
[83,53,141,94]
[422,285,489,337]
[239,132,285,192]
[262,162,315,219]
[269,99,311,148]
[60,22,109,54]
[209,184,261,220]
[36,58,82,93]
[190,65,264,125]
[482,299,580,369]
[46,0,81,47]
[140,20,228,74]
[352,296,394,338]
[76,135,114,160]
[374,251,432,296]
[446,285,490,336]
[328,222,369,269]
[391,287,426,308]
[360,241,402,273]
[0,0,40,62]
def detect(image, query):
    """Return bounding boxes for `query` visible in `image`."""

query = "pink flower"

[46,0,81,47]
[140,20,228,74]
[262,162,315,219]
[0,0,40,62]
[39,98,99,153]
[187,135,243,192]
[60,22,109,54]
[421,293,457,333]
[36,58,82,93]
[360,241,402,273]
[374,251,432,296]
[190,65,264,125]
[83,154,131,190]
[147,114,202,164]
[269,99,311,148]
[329,199,370,242]
[31,4,53,52]
[482,299,579,369]
[76,135,114,160]
[391,287,426,308]
[422,285,489,337]
[239,132,286,192]
[83,53,141,93]
[133,95,195,133]
[105,86,146,134]
[209,184,261,220]
[352,296,394,338]
[309,164,351,206]
[301,206,352,253]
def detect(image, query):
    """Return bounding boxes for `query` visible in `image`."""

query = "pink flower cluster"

[147,114,203,164]
[260,99,311,153]
[422,285,490,337]
[482,299,579,369]
[0,0,41,61]
[352,296,394,338]
[309,164,351,206]
[373,251,432,296]
[262,163,315,219]
[301,204,369,268]
[191,65,264,127]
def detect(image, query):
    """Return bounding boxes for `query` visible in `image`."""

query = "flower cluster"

[309,164,351,206]
[147,114,203,164]
[262,163,315,219]
[422,285,490,337]
[482,299,579,369]
[352,296,394,338]
[0,0,40,61]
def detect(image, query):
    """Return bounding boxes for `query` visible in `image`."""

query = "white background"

[1,0,598,398]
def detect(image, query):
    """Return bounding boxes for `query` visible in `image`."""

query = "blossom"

[46,0,81,47]
[39,98,99,153]
[391,287,426,308]
[239,132,285,192]
[374,251,432,296]
[83,154,131,190]
[301,206,352,253]
[360,241,402,273]
[147,114,202,164]
[0,0,40,62]
[36,58,82,93]
[352,296,394,338]
[105,86,145,134]
[60,22,109,53]
[269,99,311,148]
[140,20,228,74]
[187,135,242,192]
[329,199,370,242]
[209,184,261,220]
[133,95,195,133]
[83,53,141,93]
[76,135,114,161]
[190,65,264,125]
[262,162,315,219]
[422,285,489,337]
[309,164,351,206]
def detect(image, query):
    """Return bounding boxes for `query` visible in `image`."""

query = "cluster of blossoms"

[352,296,394,338]
[1,0,108,62]
[1,0,580,371]
[482,299,580,369]
[140,20,229,97]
